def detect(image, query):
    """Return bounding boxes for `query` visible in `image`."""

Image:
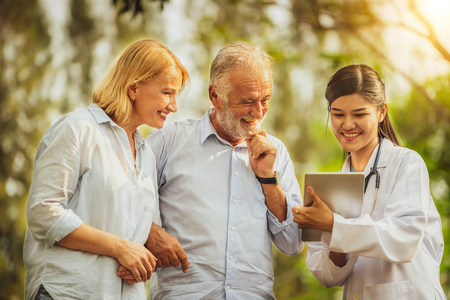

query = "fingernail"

[307,186,312,192]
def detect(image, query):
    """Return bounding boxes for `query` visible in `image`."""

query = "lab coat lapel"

[342,139,395,215]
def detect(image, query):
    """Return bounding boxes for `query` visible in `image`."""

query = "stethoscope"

[363,137,383,215]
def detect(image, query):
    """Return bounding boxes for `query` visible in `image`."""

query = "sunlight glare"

[417,0,450,21]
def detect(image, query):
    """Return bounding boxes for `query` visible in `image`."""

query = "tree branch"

[385,21,428,39]
[409,0,450,63]
[352,29,450,121]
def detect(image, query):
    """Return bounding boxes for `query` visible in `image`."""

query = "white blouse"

[24,104,159,300]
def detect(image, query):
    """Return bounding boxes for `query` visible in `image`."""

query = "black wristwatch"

[255,171,279,184]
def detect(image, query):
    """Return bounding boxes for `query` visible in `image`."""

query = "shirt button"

[226,285,231,290]
[231,226,235,231]
[353,294,360,300]
[229,256,233,260]
[234,171,238,176]
[232,199,236,203]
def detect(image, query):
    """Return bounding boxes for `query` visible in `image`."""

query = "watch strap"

[255,171,278,184]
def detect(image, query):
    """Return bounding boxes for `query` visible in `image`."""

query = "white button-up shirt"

[24,104,158,300]
[148,111,303,299]
[307,139,446,299]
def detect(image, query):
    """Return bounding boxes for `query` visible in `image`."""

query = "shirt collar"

[200,108,247,148]
[87,103,147,149]
[134,130,147,149]
[87,103,117,126]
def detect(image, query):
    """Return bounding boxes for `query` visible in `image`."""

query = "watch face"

[276,171,280,182]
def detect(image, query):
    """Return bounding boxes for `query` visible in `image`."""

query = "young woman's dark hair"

[325,64,401,146]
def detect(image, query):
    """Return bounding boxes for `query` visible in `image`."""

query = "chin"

[338,140,354,152]
[148,121,164,129]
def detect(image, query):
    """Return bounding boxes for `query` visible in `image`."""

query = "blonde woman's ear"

[127,82,137,101]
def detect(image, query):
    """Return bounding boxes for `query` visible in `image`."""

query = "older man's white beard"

[216,108,264,140]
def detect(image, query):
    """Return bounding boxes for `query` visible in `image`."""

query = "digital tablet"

[301,172,365,241]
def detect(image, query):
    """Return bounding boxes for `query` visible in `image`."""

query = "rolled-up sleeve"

[307,237,359,288]
[27,119,84,245]
[268,139,304,255]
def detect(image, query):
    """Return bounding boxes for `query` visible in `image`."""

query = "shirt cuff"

[321,248,359,273]
[45,209,84,246]
[321,231,332,249]
[267,194,294,234]
[328,213,351,251]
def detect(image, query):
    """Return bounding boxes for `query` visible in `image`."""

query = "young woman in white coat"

[292,64,445,300]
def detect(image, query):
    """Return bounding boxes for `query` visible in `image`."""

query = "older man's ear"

[208,85,222,108]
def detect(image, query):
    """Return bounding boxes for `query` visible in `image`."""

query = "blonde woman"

[24,39,189,300]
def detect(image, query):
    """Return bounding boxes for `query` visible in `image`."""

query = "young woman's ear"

[378,102,388,123]
[127,82,137,101]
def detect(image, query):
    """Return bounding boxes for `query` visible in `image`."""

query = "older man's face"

[215,68,272,141]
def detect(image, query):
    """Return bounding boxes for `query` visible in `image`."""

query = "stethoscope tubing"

[364,137,384,215]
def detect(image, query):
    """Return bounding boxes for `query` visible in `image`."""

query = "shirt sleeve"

[306,233,359,288]
[328,153,429,263]
[26,118,84,245]
[267,139,304,255]
[151,151,162,227]
[147,128,172,227]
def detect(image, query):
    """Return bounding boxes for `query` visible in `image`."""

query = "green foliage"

[1,0,450,299]
[274,248,343,300]
[0,0,51,298]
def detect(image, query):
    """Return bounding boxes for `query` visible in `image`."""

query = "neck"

[209,109,244,146]
[114,117,140,141]
[350,138,380,172]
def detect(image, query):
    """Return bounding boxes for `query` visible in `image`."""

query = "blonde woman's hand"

[114,240,157,283]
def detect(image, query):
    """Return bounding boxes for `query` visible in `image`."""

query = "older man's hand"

[246,129,277,178]
[117,224,190,283]
[146,224,190,272]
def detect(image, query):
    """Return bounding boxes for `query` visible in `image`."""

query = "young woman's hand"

[292,186,334,232]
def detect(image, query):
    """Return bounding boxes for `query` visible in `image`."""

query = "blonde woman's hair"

[93,39,189,123]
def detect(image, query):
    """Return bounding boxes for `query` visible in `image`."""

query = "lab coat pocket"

[252,179,267,219]
[364,280,416,300]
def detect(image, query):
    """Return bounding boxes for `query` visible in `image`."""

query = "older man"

[120,43,303,299]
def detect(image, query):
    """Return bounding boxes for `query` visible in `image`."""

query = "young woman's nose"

[342,116,356,130]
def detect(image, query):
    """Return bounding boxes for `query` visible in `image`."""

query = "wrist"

[111,236,128,260]
[255,171,279,184]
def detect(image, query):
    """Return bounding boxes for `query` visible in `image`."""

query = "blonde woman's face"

[330,94,386,158]
[132,66,182,129]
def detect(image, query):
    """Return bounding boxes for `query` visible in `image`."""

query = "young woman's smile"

[330,93,386,163]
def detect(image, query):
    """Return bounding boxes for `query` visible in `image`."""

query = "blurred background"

[1,0,450,299]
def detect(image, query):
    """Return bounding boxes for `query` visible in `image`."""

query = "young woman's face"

[330,94,386,157]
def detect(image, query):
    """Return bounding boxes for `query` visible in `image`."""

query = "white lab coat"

[306,139,446,300]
